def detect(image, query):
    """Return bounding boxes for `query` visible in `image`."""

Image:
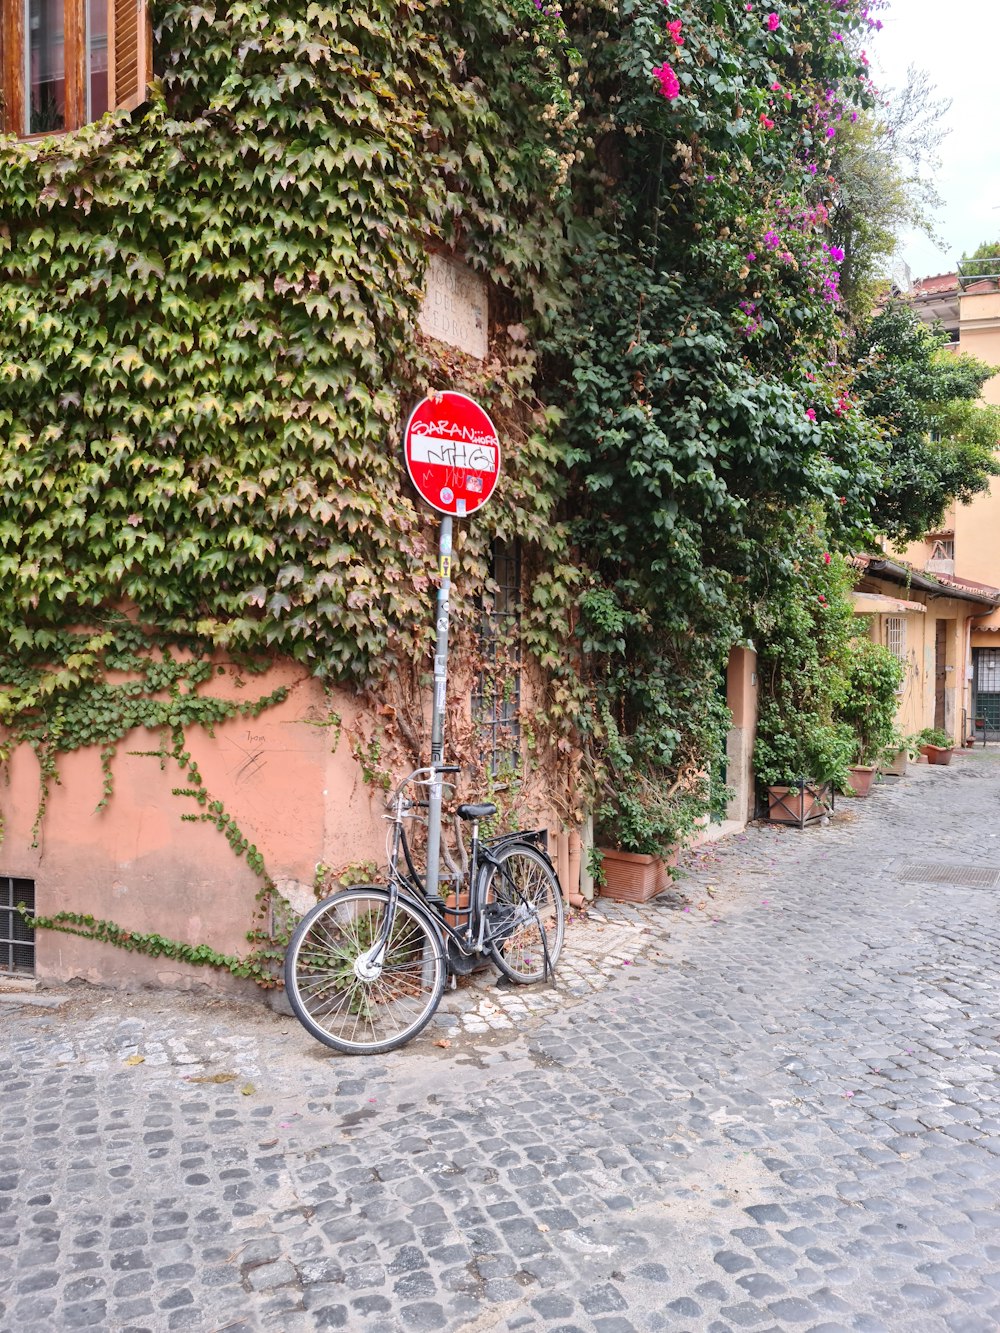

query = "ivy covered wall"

[0,0,576,682]
[0,0,582,982]
[0,0,958,984]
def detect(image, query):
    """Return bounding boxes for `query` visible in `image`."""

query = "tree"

[853,302,1000,541]
[959,239,1000,285]
[829,66,951,322]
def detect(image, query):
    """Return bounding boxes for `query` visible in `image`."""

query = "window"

[0,876,35,974]
[2,0,149,137]
[473,538,522,777]
[884,615,906,664]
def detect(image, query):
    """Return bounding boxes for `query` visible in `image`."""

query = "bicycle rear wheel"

[284,887,446,1055]
[482,843,565,984]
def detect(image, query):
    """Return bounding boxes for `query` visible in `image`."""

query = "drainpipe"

[579,813,595,902]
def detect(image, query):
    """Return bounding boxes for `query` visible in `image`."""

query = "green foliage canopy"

[545,0,884,838]
[853,302,1000,542]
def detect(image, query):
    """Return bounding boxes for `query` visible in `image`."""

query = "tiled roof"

[911,273,958,296]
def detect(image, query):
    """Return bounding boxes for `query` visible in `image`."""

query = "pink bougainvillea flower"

[767,11,780,30]
[818,594,828,604]
[652,62,681,99]
[823,551,832,565]
[666,18,684,45]
[759,113,774,129]
[805,408,816,421]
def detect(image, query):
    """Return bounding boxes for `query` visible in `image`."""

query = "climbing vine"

[0,0,584,979]
[1,0,959,980]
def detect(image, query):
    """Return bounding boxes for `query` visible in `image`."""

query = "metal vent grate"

[898,862,1000,888]
[0,877,35,973]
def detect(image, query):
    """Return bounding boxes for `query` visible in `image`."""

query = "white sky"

[870,0,1000,281]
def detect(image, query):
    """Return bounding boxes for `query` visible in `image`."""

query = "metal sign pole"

[423,516,453,902]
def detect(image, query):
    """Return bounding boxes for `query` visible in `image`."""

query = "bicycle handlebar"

[387,764,462,811]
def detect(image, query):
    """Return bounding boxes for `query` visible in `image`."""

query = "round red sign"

[403,391,501,517]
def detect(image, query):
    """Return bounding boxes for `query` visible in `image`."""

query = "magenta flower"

[666,18,684,45]
[652,62,681,99]
[805,408,816,421]
[767,11,780,30]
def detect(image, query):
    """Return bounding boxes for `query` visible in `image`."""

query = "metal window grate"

[898,862,1000,888]
[0,876,36,973]
[884,615,906,663]
[473,537,522,777]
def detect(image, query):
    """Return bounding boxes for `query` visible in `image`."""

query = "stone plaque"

[418,253,488,360]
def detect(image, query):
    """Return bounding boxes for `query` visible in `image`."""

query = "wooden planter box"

[599,847,678,903]
[920,744,953,767]
[880,749,907,777]
[766,780,834,827]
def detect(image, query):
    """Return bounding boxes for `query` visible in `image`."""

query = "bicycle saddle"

[456,803,497,821]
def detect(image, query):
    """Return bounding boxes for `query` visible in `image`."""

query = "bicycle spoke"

[484,844,564,984]
[285,889,445,1054]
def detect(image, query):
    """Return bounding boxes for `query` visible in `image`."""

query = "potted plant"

[752,542,857,824]
[754,713,855,821]
[916,726,954,766]
[595,775,705,902]
[879,729,910,777]
[839,640,905,797]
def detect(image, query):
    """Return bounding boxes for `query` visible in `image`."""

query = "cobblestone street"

[5,752,1000,1332]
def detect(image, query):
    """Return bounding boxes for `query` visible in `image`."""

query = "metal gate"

[973,648,1000,738]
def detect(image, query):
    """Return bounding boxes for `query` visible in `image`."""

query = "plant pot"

[880,749,907,777]
[847,764,877,797]
[766,781,833,826]
[598,847,678,903]
[920,744,953,766]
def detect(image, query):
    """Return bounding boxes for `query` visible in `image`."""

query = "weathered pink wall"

[2,662,387,991]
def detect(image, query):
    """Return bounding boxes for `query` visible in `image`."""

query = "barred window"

[473,538,522,777]
[928,537,954,561]
[0,877,35,974]
[885,616,906,663]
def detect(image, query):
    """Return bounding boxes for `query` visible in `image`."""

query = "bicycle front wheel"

[284,888,446,1055]
[482,843,565,984]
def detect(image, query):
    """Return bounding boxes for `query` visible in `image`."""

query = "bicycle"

[284,764,566,1055]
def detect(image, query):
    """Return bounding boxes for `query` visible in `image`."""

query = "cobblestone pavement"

[5,753,1000,1332]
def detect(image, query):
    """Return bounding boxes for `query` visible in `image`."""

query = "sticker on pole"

[403,391,501,517]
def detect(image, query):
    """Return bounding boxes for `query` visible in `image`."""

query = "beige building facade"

[896,273,1000,737]
[851,557,1000,744]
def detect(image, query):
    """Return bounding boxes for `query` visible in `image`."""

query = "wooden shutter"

[108,0,150,112]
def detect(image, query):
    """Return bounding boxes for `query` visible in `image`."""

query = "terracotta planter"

[847,764,877,797]
[598,846,678,903]
[766,781,833,826]
[880,749,907,777]
[920,744,953,766]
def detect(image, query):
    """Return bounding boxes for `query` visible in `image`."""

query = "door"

[934,620,947,732]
